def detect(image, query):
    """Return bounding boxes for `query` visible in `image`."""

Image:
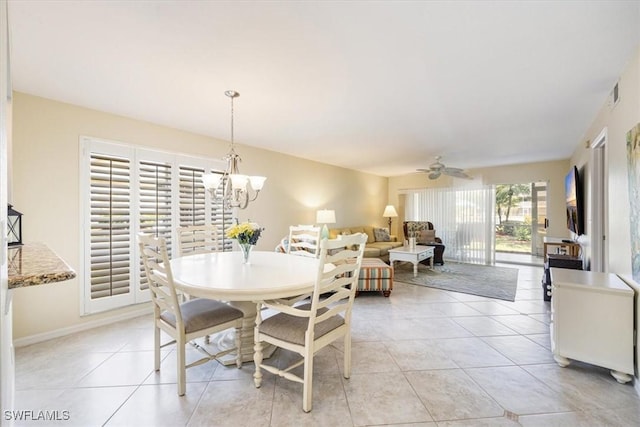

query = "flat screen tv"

[565,166,584,236]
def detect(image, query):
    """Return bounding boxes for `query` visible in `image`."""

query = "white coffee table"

[389,246,435,277]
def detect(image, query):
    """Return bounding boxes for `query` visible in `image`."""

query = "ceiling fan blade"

[443,169,472,179]
[419,157,469,179]
[443,167,464,173]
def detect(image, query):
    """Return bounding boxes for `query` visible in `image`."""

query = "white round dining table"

[170,251,319,364]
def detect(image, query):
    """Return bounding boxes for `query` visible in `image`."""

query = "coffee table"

[389,246,434,277]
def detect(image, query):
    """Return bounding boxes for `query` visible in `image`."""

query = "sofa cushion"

[329,227,350,239]
[349,226,374,243]
[327,226,401,259]
[361,226,376,243]
[367,241,403,257]
[404,221,434,237]
[374,227,391,242]
[417,229,436,244]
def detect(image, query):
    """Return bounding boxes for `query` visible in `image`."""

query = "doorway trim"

[590,127,607,272]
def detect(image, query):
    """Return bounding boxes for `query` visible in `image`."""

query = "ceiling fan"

[417,156,472,180]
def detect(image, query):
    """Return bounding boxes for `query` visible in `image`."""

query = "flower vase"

[239,243,253,264]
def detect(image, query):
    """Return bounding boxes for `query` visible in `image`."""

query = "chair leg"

[177,338,186,396]
[253,338,263,388]
[343,331,351,379]
[302,349,314,413]
[154,324,161,371]
[234,326,242,369]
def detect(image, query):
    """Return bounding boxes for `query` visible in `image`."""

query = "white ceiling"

[7,1,640,176]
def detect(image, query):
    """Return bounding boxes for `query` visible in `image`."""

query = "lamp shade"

[202,173,222,190]
[229,174,248,190]
[249,176,267,191]
[316,209,336,224]
[383,205,398,218]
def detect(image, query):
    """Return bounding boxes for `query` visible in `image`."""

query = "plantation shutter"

[138,160,172,290]
[89,154,131,299]
[178,166,207,227]
[82,137,232,314]
[211,176,234,251]
[177,166,232,251]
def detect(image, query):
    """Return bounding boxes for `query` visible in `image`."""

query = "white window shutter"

[89,154,132,301]
[81,138,233,314]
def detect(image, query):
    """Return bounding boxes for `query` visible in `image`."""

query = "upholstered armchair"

[402,221,446,265]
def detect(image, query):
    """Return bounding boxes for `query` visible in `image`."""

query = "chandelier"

[202,90,266,210]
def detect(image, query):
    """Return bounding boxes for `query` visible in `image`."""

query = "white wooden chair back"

[139,232,244,396]
[308,233,366,329]
[138,234,183,327]
[287,225,321,258]
[177,224,221,256]
[255,233,367,412]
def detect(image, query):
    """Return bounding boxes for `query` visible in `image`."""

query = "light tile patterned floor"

[12,264,640,426]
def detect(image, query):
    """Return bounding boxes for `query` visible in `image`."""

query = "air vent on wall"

[610,82,620,109]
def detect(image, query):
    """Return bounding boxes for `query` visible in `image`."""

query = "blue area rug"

[394,262,518,301]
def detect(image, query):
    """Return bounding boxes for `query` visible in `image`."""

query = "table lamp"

[382,205,398,233]
[316,209,336,240]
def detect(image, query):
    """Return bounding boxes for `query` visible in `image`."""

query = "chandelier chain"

[230,92,234,147]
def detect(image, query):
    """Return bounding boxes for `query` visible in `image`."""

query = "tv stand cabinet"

[543,237,581,258]
[550,269,634,384]
[542,254,582,301]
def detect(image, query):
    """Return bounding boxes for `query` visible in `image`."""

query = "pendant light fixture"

[202,90,266,209]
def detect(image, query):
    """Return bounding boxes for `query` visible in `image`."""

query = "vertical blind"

[405,186,496,265]
[82,138,230,314]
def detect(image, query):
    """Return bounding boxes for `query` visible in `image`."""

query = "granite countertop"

[8,242,76,289]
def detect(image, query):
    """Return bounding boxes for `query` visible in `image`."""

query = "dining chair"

[253,232,367,412]
[176,224,224,343]
[177,224,221,256]
[138,233,244,396]
[287,225,321,258]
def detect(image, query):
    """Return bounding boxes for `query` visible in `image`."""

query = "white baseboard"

[13,305,152,348]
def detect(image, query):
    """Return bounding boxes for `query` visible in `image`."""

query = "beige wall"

[569,46,640,381]
[570,46,640,276]
[10,92,389,340]
[388,160,570,239]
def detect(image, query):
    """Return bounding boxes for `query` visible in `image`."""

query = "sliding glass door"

[531,182,548,257]
[404,187,496,265]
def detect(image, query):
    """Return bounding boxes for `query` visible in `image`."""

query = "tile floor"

[12,263,640,426]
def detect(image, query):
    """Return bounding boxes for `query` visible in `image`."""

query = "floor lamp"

[383,205,398,234]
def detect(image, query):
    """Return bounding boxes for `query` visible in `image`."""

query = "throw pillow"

[340,231,357,250]
[417,229,436,244]
[374,227,391,242]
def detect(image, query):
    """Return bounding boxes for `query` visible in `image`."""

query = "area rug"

[393,262,518,301]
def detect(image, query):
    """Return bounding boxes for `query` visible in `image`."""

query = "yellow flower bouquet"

[226,221,264,245]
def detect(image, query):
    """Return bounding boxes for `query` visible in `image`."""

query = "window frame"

[79,136,228,315]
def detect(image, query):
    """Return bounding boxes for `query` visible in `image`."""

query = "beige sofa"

[328,225,403,261]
